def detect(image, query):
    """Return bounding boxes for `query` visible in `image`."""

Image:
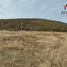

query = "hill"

[0,19,67,67]
[0,18,67,31]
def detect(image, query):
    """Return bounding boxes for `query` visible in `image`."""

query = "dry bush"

[0,31,67,67]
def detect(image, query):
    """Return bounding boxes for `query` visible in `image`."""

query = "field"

[0,31,67,67]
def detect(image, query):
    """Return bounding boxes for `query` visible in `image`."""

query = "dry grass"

[0,31,67,67]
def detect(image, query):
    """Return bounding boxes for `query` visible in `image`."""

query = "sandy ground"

[0,31,67,67]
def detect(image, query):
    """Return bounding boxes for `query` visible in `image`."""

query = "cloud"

[0,0,67,22]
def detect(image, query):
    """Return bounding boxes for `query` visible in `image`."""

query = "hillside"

[0,18,67,67]
[0,18,67,31]
[0,31,67,67]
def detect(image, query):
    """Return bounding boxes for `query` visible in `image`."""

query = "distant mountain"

[0,18,67,31]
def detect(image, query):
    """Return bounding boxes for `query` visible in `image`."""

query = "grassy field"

[0,31,67,67]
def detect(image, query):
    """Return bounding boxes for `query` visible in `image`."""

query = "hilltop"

[0,18,67,31]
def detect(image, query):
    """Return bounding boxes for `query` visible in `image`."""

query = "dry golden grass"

[0,31,67,67]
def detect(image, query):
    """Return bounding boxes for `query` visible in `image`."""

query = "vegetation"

[0,18,67,31]
[0,31,67,67]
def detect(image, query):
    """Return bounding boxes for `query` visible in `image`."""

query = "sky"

[0,0,67,23]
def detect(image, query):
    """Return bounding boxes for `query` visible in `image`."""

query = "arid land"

[0,31,67,67]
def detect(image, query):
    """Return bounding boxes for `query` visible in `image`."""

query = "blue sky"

[0,0,67,23]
